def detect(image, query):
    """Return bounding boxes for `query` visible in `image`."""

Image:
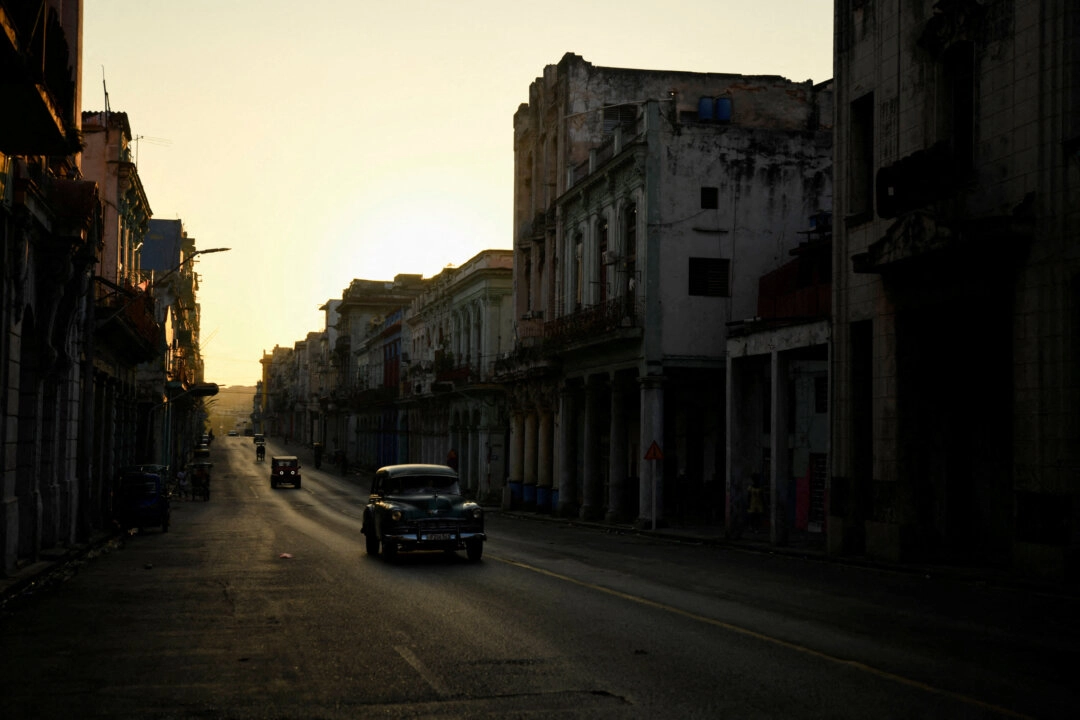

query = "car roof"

[375,463,457,477]
[271,455,298,461]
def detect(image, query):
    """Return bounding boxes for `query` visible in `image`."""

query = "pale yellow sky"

[83,0,834,387]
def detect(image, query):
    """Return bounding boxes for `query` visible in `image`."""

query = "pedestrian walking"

[748,476,764,532]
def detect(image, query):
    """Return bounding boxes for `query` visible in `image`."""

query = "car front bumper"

[383,527,486,551]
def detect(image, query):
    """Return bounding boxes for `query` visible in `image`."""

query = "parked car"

[227,430,239,437]
[270,455,301,489]
[115,469,171,532]
[253,433,266,446]
[362,464,485,561]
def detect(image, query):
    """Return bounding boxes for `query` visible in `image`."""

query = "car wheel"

[381,538,397,561]
[295,481,301,489]
[364,529,379,555]
[163,517,170,533]
[466,539,483,562]
[271,479,277,489]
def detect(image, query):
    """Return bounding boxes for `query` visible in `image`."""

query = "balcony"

[497,297,644,377]
[543,296,644,347]
[0,2,79,155]
[94,278,162,364]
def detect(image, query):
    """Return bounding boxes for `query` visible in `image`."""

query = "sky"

[82,0,833,388]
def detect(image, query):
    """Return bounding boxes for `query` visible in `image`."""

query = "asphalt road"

[0,438,1075,719]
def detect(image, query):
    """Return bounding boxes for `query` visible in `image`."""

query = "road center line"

[492,555,1030,720]
[395,644,451,697]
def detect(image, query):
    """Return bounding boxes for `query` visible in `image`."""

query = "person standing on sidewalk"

[748,476,764,533]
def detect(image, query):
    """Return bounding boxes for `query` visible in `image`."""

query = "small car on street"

[115,469,171,532]
[362,464,485,561]
[270,455,301,489]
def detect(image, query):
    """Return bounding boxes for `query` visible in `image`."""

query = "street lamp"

[99,247,232,328]
[150,247,231,288]
[148,247,230,470]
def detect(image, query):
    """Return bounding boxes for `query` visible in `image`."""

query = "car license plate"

[424,533,452,541]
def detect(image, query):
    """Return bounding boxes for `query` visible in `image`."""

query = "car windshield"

[387,475,460,495]
[119,477,158,496]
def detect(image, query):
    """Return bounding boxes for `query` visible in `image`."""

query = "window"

[701,187,719,209]
[942,41,975,173]
[574,232,584,310]
[814,376,828,414]
[596,218,609,303]
[688,257,731,297]
[603,104,638,134]
[848,92,874,222]
[623,203,637,297]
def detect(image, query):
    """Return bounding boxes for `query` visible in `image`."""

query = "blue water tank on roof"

[715,97,733,122]
[698,97,714,121]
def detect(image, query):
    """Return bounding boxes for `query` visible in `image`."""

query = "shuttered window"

[688,258,731,297]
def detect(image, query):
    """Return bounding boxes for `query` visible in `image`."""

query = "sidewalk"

[1,530,121,613]
[494,508,1080,598]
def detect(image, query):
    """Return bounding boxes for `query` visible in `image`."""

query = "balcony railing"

[543,296,644,346]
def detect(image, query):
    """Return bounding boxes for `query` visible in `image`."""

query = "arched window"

[573,231,584,311]
[596,216,609,304]
[623,202,637,298]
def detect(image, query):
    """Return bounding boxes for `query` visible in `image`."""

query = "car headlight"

[463,503,482,520]
[390,509,403,522]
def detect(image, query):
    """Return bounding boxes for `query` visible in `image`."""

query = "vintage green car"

[362,464,485,561]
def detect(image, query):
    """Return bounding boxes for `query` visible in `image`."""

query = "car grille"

[416,518,465,533]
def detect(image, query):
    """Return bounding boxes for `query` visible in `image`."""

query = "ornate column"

[506,410,525,509]
[606,376,628,523]
[523,409,538,511]
[580,375,604,521]
[638,374,665,529]
[536,400,554,513]
[556,384,577,517]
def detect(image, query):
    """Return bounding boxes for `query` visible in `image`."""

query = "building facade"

[831,0,1079,578]
[402,249,514,501]
[499,53,833,526]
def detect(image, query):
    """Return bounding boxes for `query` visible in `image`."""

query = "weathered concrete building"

[831,0,1079,578]
[326,274,427,467]
[261,344,295,439]
[1,0,96,570]
[403,249,514,501]
[726,212,833,545]
[80,108,159,507]
[139,219,207,471]
[499,53,833,526]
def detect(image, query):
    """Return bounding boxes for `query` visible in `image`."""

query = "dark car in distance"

[270,455,301,489]
[362,464,485,561]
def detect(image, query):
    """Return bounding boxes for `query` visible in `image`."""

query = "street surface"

[0,437,1076,719]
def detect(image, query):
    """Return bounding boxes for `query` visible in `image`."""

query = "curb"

[493,509,1080,599]
[0,531,123,612]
